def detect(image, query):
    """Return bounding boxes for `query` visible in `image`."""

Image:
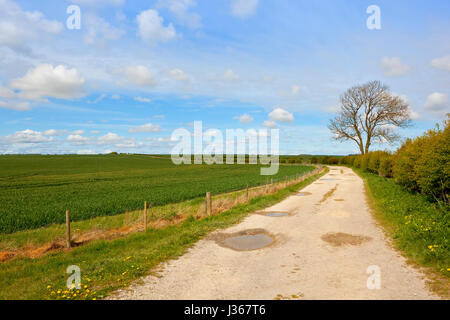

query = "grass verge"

[354,168,449,298]
[0,168,327,300]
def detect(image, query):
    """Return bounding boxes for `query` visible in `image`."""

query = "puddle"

[321,232,371,247]
[213,229,275,251]
[296,192,311,196]
[256,211,291,217]
[321,179,338,181]
[265,212,289,217]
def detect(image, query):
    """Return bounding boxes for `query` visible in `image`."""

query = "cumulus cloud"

[123,65,157,87]
[11,64,85,101]
[137,9,176,44]
[76,149,97,155]
[97,132,122,145]
[231,0,260,18]
[67,134,90,145]
[262,120,277,128]
[424,92,448,111]
[269,107,294,123]
[134,96,152,103]
[234,113,254,124]
[0,0,63,54]
[381,57,410,77]
[431,55,450,72]
[156,0,202,29]
[2,129,54,144]
[168,69,189,82]
[129,123,162,133]
[71,0,124,7]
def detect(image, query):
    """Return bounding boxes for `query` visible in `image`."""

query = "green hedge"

[341,117,449,204]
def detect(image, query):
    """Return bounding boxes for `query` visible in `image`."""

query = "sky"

[0,0,449,155]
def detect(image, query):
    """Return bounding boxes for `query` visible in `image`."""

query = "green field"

[0,154,314,234]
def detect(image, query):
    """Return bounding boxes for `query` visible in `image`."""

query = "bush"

[378,155,393,178]
[327,157,339,165]
[414,124,449,203]
[360,154,369,171]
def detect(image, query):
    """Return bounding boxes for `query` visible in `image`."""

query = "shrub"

[378,155,393,178]
[414,124,449,203]
[327,157,339,165]
[360,154,369,171]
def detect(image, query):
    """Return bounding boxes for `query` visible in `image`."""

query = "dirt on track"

[110,166,438,300]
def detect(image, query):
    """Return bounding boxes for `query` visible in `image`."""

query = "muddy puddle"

[212,229,275,251]
[296,192,312,196]
[321,232,371,247]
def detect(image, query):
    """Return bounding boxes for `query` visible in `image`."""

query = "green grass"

[0,169,326,300]
[0,154,314,233]
[355,169,449,279]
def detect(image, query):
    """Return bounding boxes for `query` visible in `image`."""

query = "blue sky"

[0,0,449,155]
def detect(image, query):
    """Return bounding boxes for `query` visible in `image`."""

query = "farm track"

[111,166,438,300]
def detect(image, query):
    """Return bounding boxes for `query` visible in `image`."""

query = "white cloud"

[234,113,253,124]
[424,92,448,111]
[269,107,294,123]
[231,0,260,18]
[2,129,53,144]
[156,0,202,29]
[137,9,176,44]
[44,129,65,136]
[134,96,152,103]
[223,69,240,81]
[381,57,410,77]
[0,0,63,54]
[11,64,85,101]
[153,114,165,119]
[72,130,85,135]
[97,132,122,145]
[262,120,277,128]
[0,100,30,111]
[123,66,157,87]
[431,55,450,72]
[111,94,121,100]
[0,85,15,99]
[76,149,96,155]
[83,13,125,46]
[129,123,162,133]
[67,134,90,145]
[71,0,124,7]
[168,69,189,82]
[88,93,107,104]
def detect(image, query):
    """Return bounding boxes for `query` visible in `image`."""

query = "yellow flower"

[47,285,52,289]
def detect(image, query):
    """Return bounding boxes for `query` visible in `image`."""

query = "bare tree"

[328,80,412,154]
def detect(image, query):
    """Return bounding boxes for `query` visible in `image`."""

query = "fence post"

[144,201,147,231]
[206,192,212,216]
[65,210,71,249]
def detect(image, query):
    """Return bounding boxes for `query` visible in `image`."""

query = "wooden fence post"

[65,210,71,248]
[206,192,212,216]
[144,201,147,231]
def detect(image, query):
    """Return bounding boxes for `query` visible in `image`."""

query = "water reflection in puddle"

[223,234,274,251]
